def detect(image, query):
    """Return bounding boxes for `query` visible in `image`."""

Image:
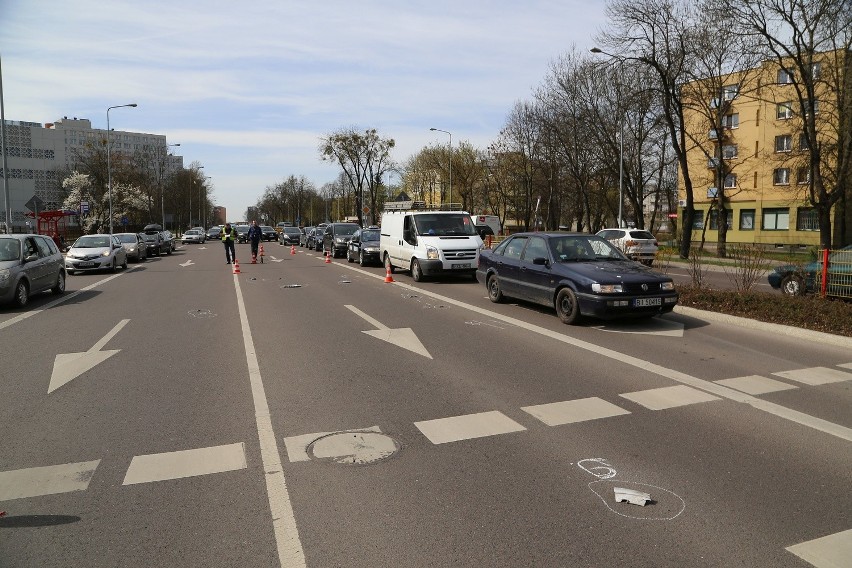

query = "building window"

[722,145,738,159]
[773,168,790,185]
[796,167,810,185]
[777,69,794,84]
[740,209,755,230]
[688,210,704,229]
[724,174,737,188]
[723,84,739,100]
[709,209,733,230]
[722,113,739,129]
[777,102,794,119]
[762,208,790,230]
[807,62,822,80]
[775,135,792,152]
[803,98,819,115]
[796,208,818,231]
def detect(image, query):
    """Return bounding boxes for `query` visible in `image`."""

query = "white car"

[65,234,128,274]
[595,228,658,266]
[182,229,205,244]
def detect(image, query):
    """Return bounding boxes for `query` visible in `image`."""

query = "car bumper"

[360,250,381,263]
[419,259,476,276]
[576,291,679,319]
[65,258,115,271]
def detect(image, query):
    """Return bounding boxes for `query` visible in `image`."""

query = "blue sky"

[2,0,608,220]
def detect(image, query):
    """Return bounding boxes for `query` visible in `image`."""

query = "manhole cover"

[307,431,400,465]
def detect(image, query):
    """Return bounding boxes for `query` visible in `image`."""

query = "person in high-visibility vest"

[221,223,238,264]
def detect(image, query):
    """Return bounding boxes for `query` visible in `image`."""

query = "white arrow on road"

[179,259,195,267]
[48,320,130,394]
[269,256,284,263]
[345,305,432,359]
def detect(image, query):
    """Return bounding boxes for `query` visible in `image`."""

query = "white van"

[380,202,483,281]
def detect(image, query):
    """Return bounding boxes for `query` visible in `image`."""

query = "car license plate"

[78,262,96,267]
[453,263,471,269]
[634,297,661,307]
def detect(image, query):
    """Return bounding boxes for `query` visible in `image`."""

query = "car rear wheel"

[411,259,423,282]
[555,287,581,325]
[487,275,503,303]
[52,271,66,295]
[14,280,29,307]
[781,274,804,296]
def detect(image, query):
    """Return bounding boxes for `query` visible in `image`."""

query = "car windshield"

[0,239,21,261]
[285,228,301,235]
[74,236,111,248]
[361,230,380,242]
[185,230,199,235]
[117,234,138,243]
[142,234,159,242]
[548,235,625,262]
[261,226,274,231]
[237,226,249,233]
[335,224,359,236]
[413,214,477,236]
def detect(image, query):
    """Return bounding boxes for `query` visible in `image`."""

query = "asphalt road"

[1,242,850,568]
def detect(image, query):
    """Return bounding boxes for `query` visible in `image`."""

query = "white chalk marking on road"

[48,319,130,394]
[123,443,246,485]
[0,460,100,501]
[838,362,852,370]
[522,397,631,427]
[714,375,799,395]
[786,529,852,568]
[345,304,432,359]
[772,367,852,386]
[593,319,685,337]
[331,263,852,443]
[179,259,195,267]
[284,426,382,463]
[620,385,721,411]
[233,273,306,568]
[414,410,526,445]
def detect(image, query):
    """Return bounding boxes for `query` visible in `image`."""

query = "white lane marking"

[331,263,852,442]
[772,367,852,386]
[838,362,852,370]
[345,304,432,358]
[122,443,247,485]
[0,460,100,501]
[414,411,526,445]
[620,385,721,411]
[232,274,306,567]
[179,260,195,267]
[0,268,137,331]
[714,375,799,395]
[284,426,382,463]
[48,319,130,394]
[786,529,852,568]
[521,397,631,426]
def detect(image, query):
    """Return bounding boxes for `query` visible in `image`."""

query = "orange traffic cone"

[384,265,394,283]
[233,259,241,274]
[259,244,265,263]
[290,245,296,255]
[325,251,331,263]
[251,252,257,264]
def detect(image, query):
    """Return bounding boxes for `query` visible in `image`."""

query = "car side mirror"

[532,257,550,267]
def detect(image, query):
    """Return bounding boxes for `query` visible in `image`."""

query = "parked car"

[347,227,381,266]
[181,228,205,244]
[299,226,314,247]
[162,230,176,252]
[142,224,170,256]
[279,226,303,246]
[115,232,147,262]
[595,228,658,266]
[191,227,206,243]
[207,226,222,241]
[260,225,279,242]
[65,234,128,275]
[767,244,852,297]
[0,234,66,307]
[236,224,250,243]
[476,232,678,324]
[322,223,360,258]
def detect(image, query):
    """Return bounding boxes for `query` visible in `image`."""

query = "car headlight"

[661,282,675,291]
[364,246,379,252]
[426,246,439,260]
[592,283,623,293]
[0,268,10,285]
[335,237,345,243]
[101,250,111,257]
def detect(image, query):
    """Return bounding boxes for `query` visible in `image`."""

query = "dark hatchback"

[347,228,381,266]
[476,232,678,324]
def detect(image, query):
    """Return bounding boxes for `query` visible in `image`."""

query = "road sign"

[362,206,370,215]
[25,195,45,212]
[121,216,129,226]
[80,201,90,214]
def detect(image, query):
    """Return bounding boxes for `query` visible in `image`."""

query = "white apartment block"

[1,116,181,231]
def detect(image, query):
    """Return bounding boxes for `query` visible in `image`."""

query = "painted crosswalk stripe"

[714,375,799,395]
[521,397,630,426]
[123,443,246,485]
[0,460,100,501]
[772,367,852,386]
[786,529,852,568]
[619,385,720,411]
[414,411,526,445]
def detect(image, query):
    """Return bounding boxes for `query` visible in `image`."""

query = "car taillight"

[625,240,636,246]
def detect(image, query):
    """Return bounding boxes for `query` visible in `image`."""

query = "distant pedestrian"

[248,220,262,260]
[221,222,238,264]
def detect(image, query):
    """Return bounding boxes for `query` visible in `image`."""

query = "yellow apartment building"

[679,49,849,250]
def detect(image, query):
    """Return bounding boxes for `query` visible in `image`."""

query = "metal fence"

[816,248,852,299]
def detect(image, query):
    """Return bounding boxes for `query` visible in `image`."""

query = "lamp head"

[590,47,602,53]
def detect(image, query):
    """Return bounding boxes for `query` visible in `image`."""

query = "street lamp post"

[590,47,625,228]
[429,128,452,208]
[165,143,180,229]
[106,103,137,235]
[188,165,203,229]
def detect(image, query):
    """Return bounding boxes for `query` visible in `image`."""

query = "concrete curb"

[673,305,852,349]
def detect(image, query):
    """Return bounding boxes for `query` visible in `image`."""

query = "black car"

[279,226,303,246]
[322,223,360,258]
[260,226,279,242]
[141,227,169,256]
[235,225,250,243]
[347,228,381,266]
[476,232,678,324]
[207,226,222,241]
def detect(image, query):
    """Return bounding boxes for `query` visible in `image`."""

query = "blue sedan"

[476,232,678,324]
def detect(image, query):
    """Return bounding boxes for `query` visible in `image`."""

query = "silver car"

[0,234,66,307]
[181,229,205,244]
[65,234,129,274]
[115,232,147,262]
